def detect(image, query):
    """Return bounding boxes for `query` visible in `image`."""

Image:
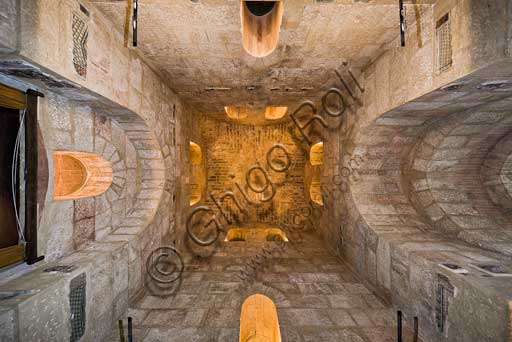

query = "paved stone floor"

[110,230,418,342]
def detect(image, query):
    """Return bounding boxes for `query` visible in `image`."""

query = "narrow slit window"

[436,13,452,73]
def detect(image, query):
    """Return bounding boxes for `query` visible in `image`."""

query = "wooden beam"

[124,0,132,47]
[0,245,24,269]
[0,83,25,110]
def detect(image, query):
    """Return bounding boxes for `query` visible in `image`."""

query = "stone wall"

[0,0,186,341]
[317,0,512,341]
[338,71,512,342]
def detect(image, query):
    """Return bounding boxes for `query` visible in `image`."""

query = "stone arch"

[265,106,288,120]
[405,107,512,256]
[482,132,512,212]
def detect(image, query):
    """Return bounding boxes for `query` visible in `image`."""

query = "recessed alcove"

[53,151,112,201]
[224,106,248,120]
[189,142,203,206]
[265,106,288,120]
[310,142,323,166]
[190,141,202,165]
[309,177,324,206]
[225,226,288,242]
[308,142,324,205]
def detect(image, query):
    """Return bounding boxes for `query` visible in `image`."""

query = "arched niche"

[241,0,284,57]
[310,142,323,166]
[190,142,203,206]
[240,294,281,342]
[53,151,112,201]
[225,228,247,242]
[225,226,288,242]
[310,172,323,206]
[225,106,248,120]
[190,141,202,165]
[265,106,288,120]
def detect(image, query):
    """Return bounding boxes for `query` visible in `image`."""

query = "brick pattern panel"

[199,117,309,227]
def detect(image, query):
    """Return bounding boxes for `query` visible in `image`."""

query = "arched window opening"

[190,142,203,206]
[265,106,288,120]
[53,151,112,201]
[225,228,248,242]
[266,228,287,242]
[310,142,323,166]
[190,141,202,165]
[240,294,281,342]
[225,106,248,120]
[310,172,323,206]
[225,227,288,242]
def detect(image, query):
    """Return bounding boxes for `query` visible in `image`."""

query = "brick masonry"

[198,116,310,227]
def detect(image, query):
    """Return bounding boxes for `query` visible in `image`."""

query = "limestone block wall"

[317,0,512,341]
[0,1,186,341]
[360,0,510,129]
[8,87,175,341]
[0,0,184,261]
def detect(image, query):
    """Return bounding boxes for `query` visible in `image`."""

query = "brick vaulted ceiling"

[92,0,433,114]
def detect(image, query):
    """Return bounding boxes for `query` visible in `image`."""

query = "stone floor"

[109,230,418,342]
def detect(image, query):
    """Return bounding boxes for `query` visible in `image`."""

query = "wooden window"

[0,105,24,268]
[0,84,45,268]
[0,84,27,268]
